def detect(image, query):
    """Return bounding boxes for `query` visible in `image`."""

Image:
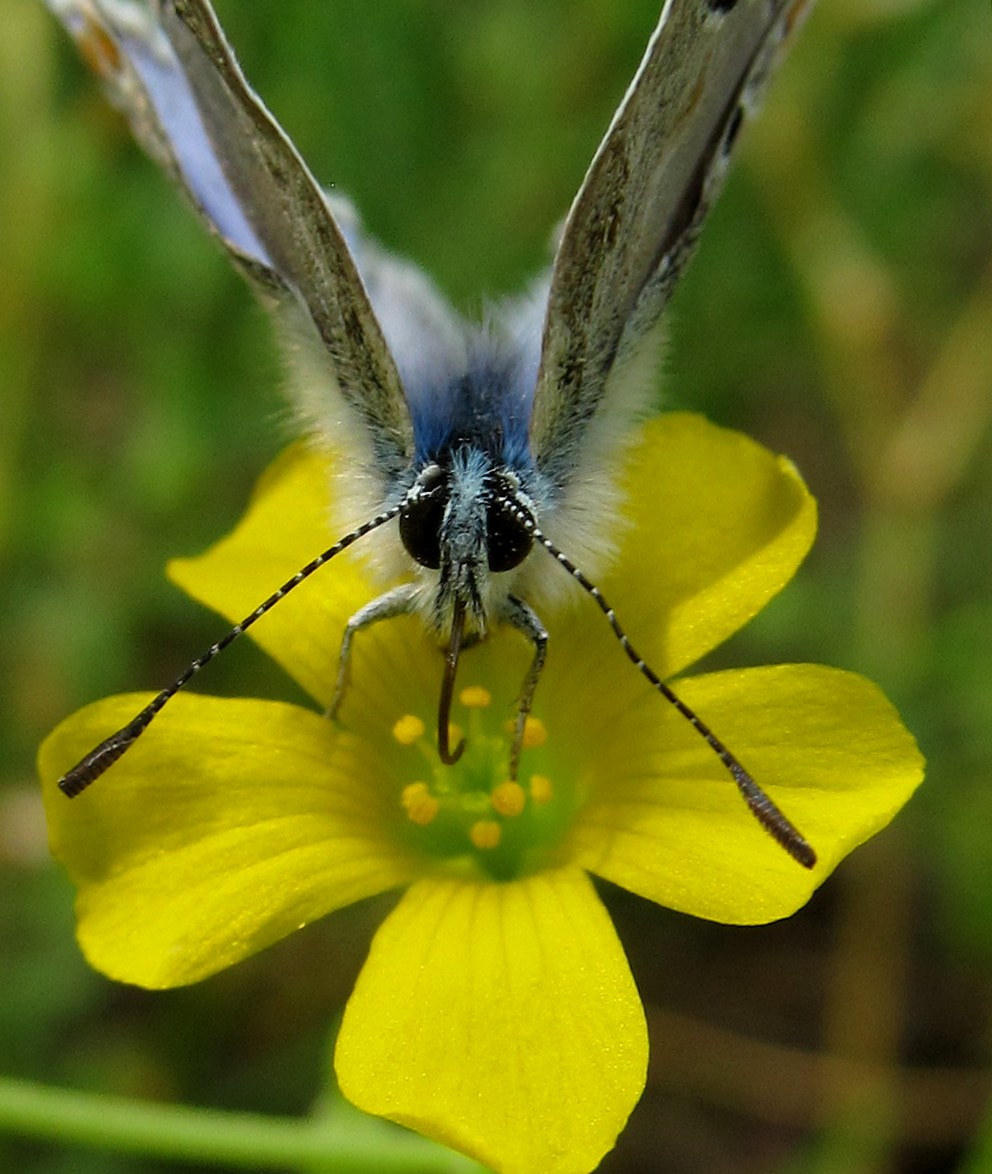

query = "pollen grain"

[521,716,548,748]
[393,714,426,745]
[459,685,492,709]
[469,819,502,850]
[491,780,526,817]
[401,781,439,826]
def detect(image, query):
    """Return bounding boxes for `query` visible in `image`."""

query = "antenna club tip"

[795,843,817,870]
[767,823,817,870]
[58,774,89,799]
[773,826,816,869]
[55,723,139,798]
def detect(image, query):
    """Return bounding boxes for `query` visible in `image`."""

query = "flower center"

[391,686,572,881]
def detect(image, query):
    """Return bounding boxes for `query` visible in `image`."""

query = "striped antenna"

[58,503,403,798]
[510,505,816,870]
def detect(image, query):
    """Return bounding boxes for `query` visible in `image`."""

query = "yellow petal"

[39,693,419,986]
[550,414,817,690]
[168,444,376,708]
[567,664,924,924]
[167,444,446,738]
[336,868,647,1174]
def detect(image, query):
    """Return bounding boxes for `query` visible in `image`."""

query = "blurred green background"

[1,0,990,1170]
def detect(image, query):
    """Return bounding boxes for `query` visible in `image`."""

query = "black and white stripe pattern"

[500,498,817,869]
[57,503,404,798]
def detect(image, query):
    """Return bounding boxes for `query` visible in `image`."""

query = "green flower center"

[391,685,574,881]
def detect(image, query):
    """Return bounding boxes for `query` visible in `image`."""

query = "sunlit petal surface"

[594,413,816,679]
[566,664,924,922]
[40,693,419,986]
[336,868,647,1174]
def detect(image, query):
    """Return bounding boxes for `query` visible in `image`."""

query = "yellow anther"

[459,685,492,709]
[400,782,439,826]
[529,774,553,804]
[521,716,548,748]
[491,780,526,817]
[393,715,425,745]
[504,716,548,748]
[469,819,502,850]
[445,722,463,750]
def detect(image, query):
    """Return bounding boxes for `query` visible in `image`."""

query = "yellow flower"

[38,413,923,1174]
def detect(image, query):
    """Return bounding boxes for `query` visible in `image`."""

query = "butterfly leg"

[328,583,420,719]
[501,595,548,781]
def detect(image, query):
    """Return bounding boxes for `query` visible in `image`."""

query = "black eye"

[486,501,533,572]
[399,473,446,569]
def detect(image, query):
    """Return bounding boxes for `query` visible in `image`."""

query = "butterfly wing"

[48,0,414,482]
[529,0,812,495]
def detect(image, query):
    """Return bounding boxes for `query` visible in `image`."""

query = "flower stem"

[0,1075,478,1172]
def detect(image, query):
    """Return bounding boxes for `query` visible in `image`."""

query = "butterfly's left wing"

[529,0,812,496]
[47,0,414,483]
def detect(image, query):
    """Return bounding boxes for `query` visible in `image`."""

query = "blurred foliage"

[1,0,991,1171]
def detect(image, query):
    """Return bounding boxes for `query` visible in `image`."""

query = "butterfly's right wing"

[529,0,813,498]
[48,0,414,482]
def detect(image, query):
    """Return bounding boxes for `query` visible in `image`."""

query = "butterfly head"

[399,450,536,638]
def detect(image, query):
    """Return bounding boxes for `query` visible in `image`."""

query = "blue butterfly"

[48,0,816,867]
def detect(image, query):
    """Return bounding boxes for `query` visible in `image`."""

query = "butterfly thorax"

[405,327,538,471]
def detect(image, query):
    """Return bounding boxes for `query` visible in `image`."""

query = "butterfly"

[47,0,817,868]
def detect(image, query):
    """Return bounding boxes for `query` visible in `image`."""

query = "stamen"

[393,715,426,745]
[459,685,492,709]
[491,780,526,817]
[401,782,439,826]
[529,774,553,804]
[469,820,502,850]
[503,715,548,749]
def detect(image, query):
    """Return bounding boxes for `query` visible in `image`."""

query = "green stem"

[0,1076,477,1173]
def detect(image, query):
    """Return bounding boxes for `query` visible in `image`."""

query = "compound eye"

[486,501,533,572]
[399,475,446,569]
